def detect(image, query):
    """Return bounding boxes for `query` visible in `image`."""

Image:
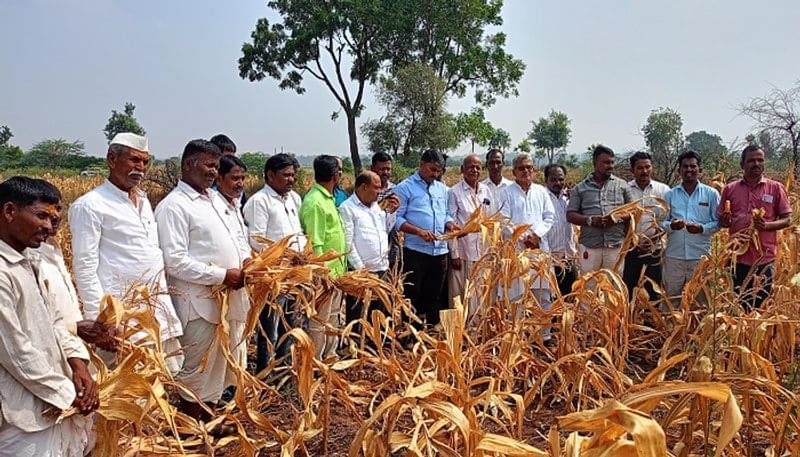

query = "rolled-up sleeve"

[68,201,104,320]
[155,204,227,286]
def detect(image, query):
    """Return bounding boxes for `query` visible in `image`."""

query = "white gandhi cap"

[109,132,149,153]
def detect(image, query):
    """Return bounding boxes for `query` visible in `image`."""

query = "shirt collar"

[102,179,146,201]
[0,238,26,265]
[312,183,334,199]
[738,176,768,188]
[628,179,652,191]
[177,180,212,200]
[264,183,287,200]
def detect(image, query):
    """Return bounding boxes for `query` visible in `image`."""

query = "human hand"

[76,320,118,352]
[670,219,686,231]
[753,217,766,231]
[68,358,99,414]
[523,234,540,249]
[223,268,245,289]
[719,212,732,228]
[417,229,437,242]
[445,221,461,233]
[685,223,703,234]
[383,195,400,214]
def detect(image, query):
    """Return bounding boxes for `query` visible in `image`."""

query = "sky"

[1,0,799,160]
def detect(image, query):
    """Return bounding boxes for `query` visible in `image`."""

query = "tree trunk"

[346,111,362,174]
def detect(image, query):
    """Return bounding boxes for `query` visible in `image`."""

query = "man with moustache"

[0,177,98,455]
[69,133,183,372]
[544,163,578,297]
[662,150,720,307]
[482,148,513,216]
[244,153,306,372]
[719,144,792,310]
[447,154,491,318]
[210,134,248,206]
[214,155,250,249]
[155,140,250,431]
[566,145,634,276]
[371,152,401,268]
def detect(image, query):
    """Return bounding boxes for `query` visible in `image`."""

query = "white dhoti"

[177,318,246,403]
[308,288,342,361]
[0,414,94,457]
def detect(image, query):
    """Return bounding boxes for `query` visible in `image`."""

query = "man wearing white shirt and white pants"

[155,140,250,429]
[243,153,306,373]
[482,148,513,216]
[339,171,398,332]
[448,155,491,319]
[544,164,578,298]
[500,154,555,340]
[69,133,183,372]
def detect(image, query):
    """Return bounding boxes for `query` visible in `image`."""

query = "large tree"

[456,107,494,154]
[103,102,146,144]
[488,128,511,151]
[23,139,101,169]
[642,107,684,184]
[737,81,800,177]
[528,110,571,163]
[0,125,24,169]
[685,130,731,171]
[238,0,524,173]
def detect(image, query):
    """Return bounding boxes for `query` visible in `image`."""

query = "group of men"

[0,128,791,453]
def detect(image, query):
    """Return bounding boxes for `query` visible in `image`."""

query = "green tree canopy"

[528,110,571,163]
[239,151,270,176]
[456,107,494,153]
[642,107,684,184]
[0,125,23,169]
[685,130,731,171]
[488,128,511,151]
[103,102,146,144]
[22,139,103,170]
[361,118,403,157]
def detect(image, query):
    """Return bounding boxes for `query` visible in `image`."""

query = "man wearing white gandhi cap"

[68,132,184,373]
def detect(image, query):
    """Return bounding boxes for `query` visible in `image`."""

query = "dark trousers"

[623,248,663,301]
[733,262,773,312]
[553,260,578,298]
[402,248,448,326]
[256,295,295,373]
[345,270,388,335]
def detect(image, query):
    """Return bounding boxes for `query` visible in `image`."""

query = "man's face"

[461,156,482,185]
[679,157,700,184]
[632,159,653,183]
[546,167,566,194]
[183,153,220,192]
[267,165,297,196]
[419,161,443,184]
[108,147,149,191]
[512,158,534,186]
[1,200,59,250]
[741,149,765,180]
[594,153,615,178]
[487,152,504,178]
[361,174,383,205]
[371,160,392,188]
[216,166,246,200]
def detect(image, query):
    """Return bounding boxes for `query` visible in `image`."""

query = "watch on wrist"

[587,216,593,227]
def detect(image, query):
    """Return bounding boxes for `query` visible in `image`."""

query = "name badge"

[762,194,774,203]
[698,202,709,207]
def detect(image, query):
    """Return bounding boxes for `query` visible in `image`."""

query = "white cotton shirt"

[628,179,670,249]
[339,193,391,272]
[242,184,306,252]
[35,241,83,336]
[500,181,555,292]
[482,176,513,216]
[69,180,182,341]
[546,190,577,260]
[155,181,251,326]
[448,179,491,261]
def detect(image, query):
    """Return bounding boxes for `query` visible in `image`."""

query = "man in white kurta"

[69,133,183,373]
[155,140,250,420]
[500,154,555,335]
[482,148,513,216]
[447,155,491,319]
[0,176,97,456]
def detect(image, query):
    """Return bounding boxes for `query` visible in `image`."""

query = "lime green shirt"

[300,183,347,278]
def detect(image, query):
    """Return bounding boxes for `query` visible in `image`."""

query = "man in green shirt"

[300,155,346,360]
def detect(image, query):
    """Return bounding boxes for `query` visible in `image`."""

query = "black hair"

[592,145,615,161]
[181,139,221,167]
[0,176,62,208]
[210,134,237,154]
[677,149,702,167]
[629,151,652,168]
[313,155,340,183]
[371,152,393,166]
[219,155,247,177]
[421,148,445,165]
[486,148,505,162]
[354,172,373,188]
[543,163,567,179]
[264,153,299,179]
[741,144,763,163]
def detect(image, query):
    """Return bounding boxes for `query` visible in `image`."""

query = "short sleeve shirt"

[567,174,633,248]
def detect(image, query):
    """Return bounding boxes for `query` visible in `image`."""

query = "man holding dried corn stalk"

[394,149,460,327]
[69,133,183,372]
[718,144,792,310]
[244,153,305,372]
[662,150,720,308]
[0,177,97,456]
[300,155,347,360]
[566,145,634,276]
[155,140,250,428]
[447,154,491,318]
[500,154,555,333]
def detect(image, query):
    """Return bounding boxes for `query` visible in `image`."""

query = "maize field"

[9,170,800,456]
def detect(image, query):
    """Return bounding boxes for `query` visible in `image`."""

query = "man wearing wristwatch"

[566,145,634,277]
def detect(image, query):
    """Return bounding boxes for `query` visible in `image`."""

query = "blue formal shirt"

[662,182,720,260]
[394,172,453,256]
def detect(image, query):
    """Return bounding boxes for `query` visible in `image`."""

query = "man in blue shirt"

[661,150,720,308]
[394,149,460,326]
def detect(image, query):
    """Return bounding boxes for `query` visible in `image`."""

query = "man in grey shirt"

[566,145,633,276]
